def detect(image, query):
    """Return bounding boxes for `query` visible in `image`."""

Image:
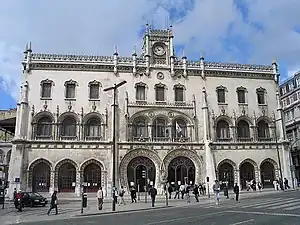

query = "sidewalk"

[1,188,297,225]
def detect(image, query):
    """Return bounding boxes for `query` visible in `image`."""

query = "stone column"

[75,170,81,196]
[230,126,235,141]
[235,170,240,190]
[49,170,55,194]
[148,124,152,140]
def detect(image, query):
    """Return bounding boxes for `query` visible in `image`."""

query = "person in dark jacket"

[130,187,137,203]
[193,184,199,202]
[233,183,239,201]
[47,190,58,215]
[168,185,173,199]
[148,186,157,207]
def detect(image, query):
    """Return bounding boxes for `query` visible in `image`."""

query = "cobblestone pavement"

[0,188,297,224]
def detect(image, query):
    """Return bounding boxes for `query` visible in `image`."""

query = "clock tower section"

[142,24,175,66]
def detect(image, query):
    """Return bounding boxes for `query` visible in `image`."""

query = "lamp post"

[273,118,284,180]
[103,80,127,211]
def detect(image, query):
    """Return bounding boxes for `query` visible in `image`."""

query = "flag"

[176,121,182,133]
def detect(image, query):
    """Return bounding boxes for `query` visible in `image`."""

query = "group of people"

[273,178,291,191]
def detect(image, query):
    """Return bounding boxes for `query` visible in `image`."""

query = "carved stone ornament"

[68,101,72,111]
[168,112,174,118]
[43,101,48,110]
[92,101,97,111]
[173,83,186,90]
[64,79,78,86]
[148,111,155,118]
[157,72,164,80]
[241,107,246,116]
[221,107,226,115]
[88,80,102,87]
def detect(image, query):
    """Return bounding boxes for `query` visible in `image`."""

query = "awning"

[0,117,16,134]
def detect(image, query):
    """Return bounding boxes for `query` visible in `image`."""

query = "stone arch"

[129,111,151,124]
[217,159,237,170]
[152,114,170,124]
[28,158,53,171]
[171,114,192,126]
[82,112,103,124]
[28,158,52,191]
[119,149,162,189]
[214,115,233,126]
[163,149,202,184]
[236,116,253,126]
[58,112,80,123]
[54,158,78,192]
[54,158,78,171]
[32,111,55,123]
[256,116,273,124]
[260,158,278,170]
[80,158,105,192]
[239,158,258,169]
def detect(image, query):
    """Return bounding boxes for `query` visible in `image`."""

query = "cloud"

[0,0,300,107]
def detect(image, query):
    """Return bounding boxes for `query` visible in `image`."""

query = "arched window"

[61,117,77,138]
[152,117,168,140]
[172,119,187,141]
[85,117,101,140]
[257,120,270,139]
[216,120,230,140]
[36,116,52,137]
[0,150,4,164]
[132,117,148,140]
[237,120,250,139]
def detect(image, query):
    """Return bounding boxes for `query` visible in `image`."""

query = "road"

[8,190,300,225]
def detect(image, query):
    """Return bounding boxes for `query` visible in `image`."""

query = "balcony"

[128,101,194,109]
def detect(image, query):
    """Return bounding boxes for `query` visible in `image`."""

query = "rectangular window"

[294,93,298,101]
[286,97,290,105]
[282,87,286,95]
[156,87,165,101]
[136,86,146,101]
[41,83,52,98]
[217,89,225,103]
[175,88,184,102]
[65,84,76,99]
[237,90,246,103]
[89,84,99,99]
[257,91,265,104]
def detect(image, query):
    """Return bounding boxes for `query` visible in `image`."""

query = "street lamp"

[103,80,127,211]
[273,118,284,180]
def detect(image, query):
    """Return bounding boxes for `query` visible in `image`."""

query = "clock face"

[153,45,165,56]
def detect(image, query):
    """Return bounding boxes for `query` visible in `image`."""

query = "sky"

[0,0,300,109]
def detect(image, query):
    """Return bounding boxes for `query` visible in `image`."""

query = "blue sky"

[1,0,300,109]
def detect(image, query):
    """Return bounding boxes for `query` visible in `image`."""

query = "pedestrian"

[258,182,262,192]
[179,184,185,199]
[113,187,118,204]
[130,186,137,203]
[148,185,157,207]
[193,184,199,202]
[97,187,104,210]
[13,188,17,209]
[284,178,291,189]
[223,184,229,199]
[186,185,191,203]
[168,185,173,199]
[233,183,239,201]
[212,180,220,205]
[47,190,58,215]
[118,186,126,205]
[174,184,180,199]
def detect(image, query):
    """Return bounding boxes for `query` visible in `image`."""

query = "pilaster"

[75,170,81,196]
[49,170,55,194]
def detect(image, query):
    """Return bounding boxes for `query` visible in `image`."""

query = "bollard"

[81,192,87,214]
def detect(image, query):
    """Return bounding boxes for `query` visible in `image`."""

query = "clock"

[153,45,165,56]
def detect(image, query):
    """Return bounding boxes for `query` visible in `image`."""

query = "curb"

[75,205,173,217]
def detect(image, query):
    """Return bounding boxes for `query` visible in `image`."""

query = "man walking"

[193,184,199,202]
[212,180,220,205]
[97,187,104,210]
[148,185,157,207]
[118,186,126,206]
[47,190,58,215]
[233,183,239,202]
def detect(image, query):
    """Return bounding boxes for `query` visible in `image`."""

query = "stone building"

[7,25,292,197]
[0,108,16,182]
[279,71,300,184]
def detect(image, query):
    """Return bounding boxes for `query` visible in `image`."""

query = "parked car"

[22,192,48,207]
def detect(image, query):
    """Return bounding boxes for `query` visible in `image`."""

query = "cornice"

[24,53,274,78]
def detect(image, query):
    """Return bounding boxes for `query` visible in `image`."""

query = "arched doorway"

[218,162,234,189]
[58,162,76,192]
[168,156,195,185]
[32,162,51,192]
[240,162,255,189]
[127,156,156,192]
[83,163,102,192]
[260,161,275,188]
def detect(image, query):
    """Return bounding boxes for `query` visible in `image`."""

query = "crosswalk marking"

[268,200,300,209]
[197,197,300,213]
[254,199,298,209]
